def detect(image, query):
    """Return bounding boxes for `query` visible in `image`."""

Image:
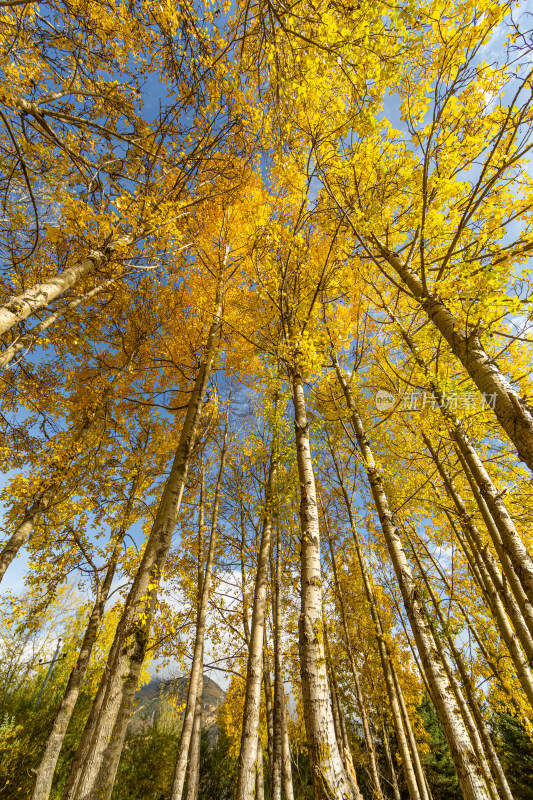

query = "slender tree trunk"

[334,686,349,757]
[0,235,133,337]
[263,646,274,791]
[327,438,426,800]
[326,537,384,800]
[240,498,273,793]
[324,624,362,800]
[424,438,533,706]
[403,533,499,800]
[185,470,206,800]
[453,443,533,638]
[387,305,533,619]
[290,364,355,800]
[376,242,533,472]
[271,509,283,800]
[280,681,294,800]
[0,493,55,583]
[31,473,140,800]
[0,277,116,369]
[328,656,344,755]
[84,596,156,798]
[382,721,402,800]
[389,660,432,800]
[271,695,282,800]
[338,717,363,800]
[408,530,514,800]
[240,497,252,646]
[418,517,531,722]
[62,283,222,800]
[433,617,498,800]
[333,354,493,800]
[0,347,137,583]
[437,441,533,658]
[236,448,277,800]
[256,734,265,800]
[185,694,203,800]
[171,422,228,800]
[453,533,533,711]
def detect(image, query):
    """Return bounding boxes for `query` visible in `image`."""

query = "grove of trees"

[1,1,533,799]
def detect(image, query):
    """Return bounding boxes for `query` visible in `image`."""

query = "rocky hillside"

[131,674,225,740]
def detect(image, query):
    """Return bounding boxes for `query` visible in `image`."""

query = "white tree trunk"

[291,366,356,800]
[236,451,277,800]
[185,470,206,800]
[0,348,137,584]
[31,474,140,800]
[62,286,222,800]
[377,243,533,472]
[389,307,533,617]
[333,357,492,800]
[425,439,533,709]
[0,277,116,368]
[255,735,265,800]
[262,646,274,788]
[382,722,402,800]
[280,681,294,800]
[411,536,514,800]
[170,423,228,800]
[425,433,533,659]
[184,693,203,800]
[327,539,384,800]
[0,234,132,337]
[327,435,427,800]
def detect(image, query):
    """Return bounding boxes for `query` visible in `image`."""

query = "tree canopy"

[1,2,533,800]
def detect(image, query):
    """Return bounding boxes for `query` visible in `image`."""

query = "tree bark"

[333,354,493,800]
[387,305,533,619]
[280,680,294,800]
[185,470,207,800]
[431,530,530,722]
[290,364,355,800]
[408,530,514,800]
[271,505,283,800]
[453,442,533,637]
[451,504,533,709]
[424,437,533,707]
[61,282,222,800]
[236,448,277,800]
[326,536,384,800]
[0,235,132,337]
[328,655,344,756]
[376,242,533,473]
[403,530,499,800]
[327,438,427,800]
[263,646,274,791]
[256,734,265,800]
[31,473,140,800]
[382,721,402,800]
[0,277,117,369]
[171,421,228,800]
[240,495,252,647]
[389,659,432,800]
[0,347,137,584]
[185,693,203,800]
[324,624,363,800]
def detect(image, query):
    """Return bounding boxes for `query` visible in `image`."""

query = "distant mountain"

[130,674,225,740]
